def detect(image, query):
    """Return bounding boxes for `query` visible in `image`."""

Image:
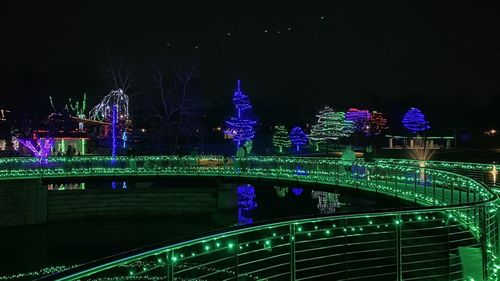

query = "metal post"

[235,235,239,278]
[290,224,296,281]
[393,169,397,197]
[166,251,173,281]
[458,183,462,204]
[432,175,436,205]
[441,175,445,202]
[423,168,427,198]
[480,206,489,279]
[414,172,417,205]
[396,214,402,281]
[451,182,454,206]
[447,219,450,280]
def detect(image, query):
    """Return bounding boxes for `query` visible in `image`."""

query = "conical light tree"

[225,80,257,149]
[272,125,291,153]
[309,106,354,150]
[402,107,430,134]
[290,126,308,152]
[309,106,333,150]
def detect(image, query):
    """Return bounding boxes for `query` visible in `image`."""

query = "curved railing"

[0,156,498,280]
[375,158,500,188]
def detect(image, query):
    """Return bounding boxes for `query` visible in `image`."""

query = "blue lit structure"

[345,108,370,133]
[111,104,117,164]
[289,126,308,151]
[237,184,257,225]
[402,107,430,134]
[291,187,304,196]
[225,80,256,148]
[19,138,54,164]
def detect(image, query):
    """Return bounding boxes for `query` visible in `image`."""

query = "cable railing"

[375,158,499,189]
[0,155,497,280]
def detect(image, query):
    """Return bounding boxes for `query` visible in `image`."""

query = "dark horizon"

[2,1,500,133]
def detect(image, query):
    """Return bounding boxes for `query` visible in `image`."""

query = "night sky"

[2,1,500,132]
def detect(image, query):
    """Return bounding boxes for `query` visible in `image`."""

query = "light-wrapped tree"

[402,107,430,134]
[225,80,257,149]
[272,125,291,153]
[290,126,308,152]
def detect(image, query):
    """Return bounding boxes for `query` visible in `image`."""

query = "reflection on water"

[291,188,304,196]
[45,180,408,228]
[112,181,127,189]
[274,186,288,197]
[47,181,128,190]
[7,180,412,278]
[311,191,342,214]
[237,185,257,225]
[48,183,86,190]
[237,185,343,225]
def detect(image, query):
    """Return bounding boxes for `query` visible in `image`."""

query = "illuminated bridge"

[0,156,498,280]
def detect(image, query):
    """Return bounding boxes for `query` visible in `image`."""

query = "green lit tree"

[272,125,291,153]
[310,106,354,150]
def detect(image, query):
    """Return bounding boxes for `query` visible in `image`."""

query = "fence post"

[480,206,488,279]
[414,171,417,205]
[166,250,173,281]
[451,181,454,206]
[235,235,240,278]
[396,214,402,281]
[290,224,296,281]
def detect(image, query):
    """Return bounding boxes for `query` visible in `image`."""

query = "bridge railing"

[0,156,496,280]
[375,158,499,188]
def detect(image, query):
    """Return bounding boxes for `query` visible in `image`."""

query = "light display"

[365,111,388,136]
[272,125,291,153]
[309,106,354,150]
[291,187,304,196]
[111,105,117,163]
[0,156,497,280]
[11,136,19,151]
[491,166,497,185]
[49,93,87,131]
[237,184,257,225]
[68,93,87,118]
[122,131,127,149]
[225,81,256,148]
[274,186,288,197]
[81,139,86,155]
[289,126,308,151]
[311,191,341,214]
[402,107,430,134]
[232,80,251,118]
[345,108,370,133]
[0,139,5,151]
[69,93,87,131]
[18,138,54,163]
[309,106,333,149]
[89,89,129,122]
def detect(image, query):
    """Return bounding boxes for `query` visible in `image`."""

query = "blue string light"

[289,126,308,151]
[225,80,256,148]
[111,104,117,164]
[402,107,430,134]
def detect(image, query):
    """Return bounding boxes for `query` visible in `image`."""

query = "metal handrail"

[0,155,496,281]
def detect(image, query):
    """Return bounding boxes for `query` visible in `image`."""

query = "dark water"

[0,179,411,277]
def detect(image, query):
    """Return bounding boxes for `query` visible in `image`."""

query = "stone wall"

[0,179,218,227]
[0,180,47,227]
[47,188,218,222]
